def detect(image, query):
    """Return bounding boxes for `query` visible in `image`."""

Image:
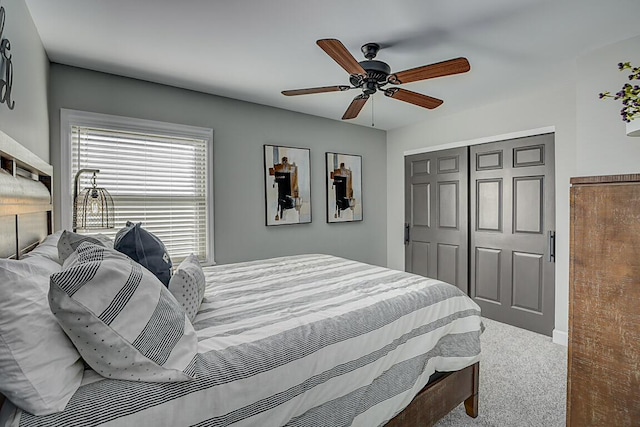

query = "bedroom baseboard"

[552,329,568,346]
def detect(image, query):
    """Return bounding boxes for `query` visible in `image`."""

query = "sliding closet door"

[404,147,468,293]
[470,134,555,335]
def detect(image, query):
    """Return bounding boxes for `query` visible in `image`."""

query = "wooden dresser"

[567,174,640,426]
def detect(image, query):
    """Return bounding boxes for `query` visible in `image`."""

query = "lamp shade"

[74,186,115,230]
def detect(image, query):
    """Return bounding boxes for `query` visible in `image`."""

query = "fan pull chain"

[371,96,375,127]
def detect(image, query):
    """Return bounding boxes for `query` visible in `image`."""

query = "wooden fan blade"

[390,57,470,84]
[385,88,443,109]
[342,94,369,120]
[317,39,367,76]
[282,86,351,96]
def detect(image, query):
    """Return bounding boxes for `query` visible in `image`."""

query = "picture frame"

[326,152,363,223]
[264,144,311,226]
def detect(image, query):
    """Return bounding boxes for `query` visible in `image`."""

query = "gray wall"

[49,64,387,266]
[0,0,49,160]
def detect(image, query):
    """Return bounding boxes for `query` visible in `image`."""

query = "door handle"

[404,223,410,245]
[548,231,556,263]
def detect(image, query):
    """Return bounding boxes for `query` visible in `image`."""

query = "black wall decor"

[0,3,14,110]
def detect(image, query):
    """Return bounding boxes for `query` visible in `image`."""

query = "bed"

[0,131,481,427]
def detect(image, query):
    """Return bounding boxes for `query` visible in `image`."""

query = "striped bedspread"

[3,254,482,427]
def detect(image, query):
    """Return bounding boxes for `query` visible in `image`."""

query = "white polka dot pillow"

[49,242,198,382]
[168,254,206,321]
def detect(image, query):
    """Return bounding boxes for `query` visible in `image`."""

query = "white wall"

[576,35,640,176]
[49,64,387,267]
[386,34,640,341]
[0,0,49,160]
[386,82,577,340]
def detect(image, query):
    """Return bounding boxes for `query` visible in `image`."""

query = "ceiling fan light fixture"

[363,81,378,95]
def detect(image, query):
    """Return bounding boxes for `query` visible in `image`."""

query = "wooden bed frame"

[0,130,479,427]
[386,363,479,426]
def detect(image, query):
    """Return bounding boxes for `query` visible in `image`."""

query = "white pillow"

[168,254,206,321]
[0,255,61,278]
[0,268,84,415]
[49,242,198,382]
[21,230,64,265]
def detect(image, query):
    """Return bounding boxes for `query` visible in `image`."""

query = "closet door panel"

[405,147,468,293]
[470,134,555,336]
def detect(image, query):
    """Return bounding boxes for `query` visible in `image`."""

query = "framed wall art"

[326,152,362,223]
[264,145,311,226]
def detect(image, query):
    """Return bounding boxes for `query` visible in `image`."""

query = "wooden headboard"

[0,130,53,410]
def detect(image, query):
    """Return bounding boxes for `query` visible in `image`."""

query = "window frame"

[60,109,215,265]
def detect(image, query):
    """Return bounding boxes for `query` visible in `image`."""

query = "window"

[61,110,214,264]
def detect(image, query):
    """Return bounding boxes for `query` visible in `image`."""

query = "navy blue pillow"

[114,222,172,286]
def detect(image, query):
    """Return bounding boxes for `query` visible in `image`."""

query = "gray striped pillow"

[57,230,113,263]
[49,242,198,382]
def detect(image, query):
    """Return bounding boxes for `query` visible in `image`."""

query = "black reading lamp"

[73,169,115,232]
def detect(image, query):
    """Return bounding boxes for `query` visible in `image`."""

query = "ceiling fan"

[282,39,471,120]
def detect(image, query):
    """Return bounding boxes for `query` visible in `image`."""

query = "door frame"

[404,127,555,157]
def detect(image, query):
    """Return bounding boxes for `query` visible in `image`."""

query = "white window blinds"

[71,125,209,262]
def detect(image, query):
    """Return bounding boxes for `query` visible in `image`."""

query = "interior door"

[470,134,555,335]
[404,147,468,293]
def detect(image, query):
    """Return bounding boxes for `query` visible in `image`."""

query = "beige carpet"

[435,318,567,427]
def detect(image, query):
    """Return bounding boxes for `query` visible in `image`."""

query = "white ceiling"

[24,0,640,130]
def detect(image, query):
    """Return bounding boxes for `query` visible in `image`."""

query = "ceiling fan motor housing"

[350,60,392,94]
